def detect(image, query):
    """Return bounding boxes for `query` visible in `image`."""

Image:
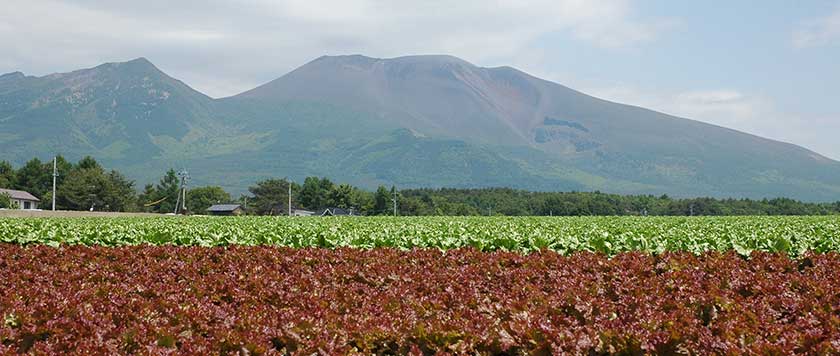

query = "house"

[206,204,243,216]
[292,207,315,216]
[319,207,356,216]
[269,204,315,216]
[0,188,40,210]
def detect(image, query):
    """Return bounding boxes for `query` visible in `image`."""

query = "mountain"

[2,55,839,200]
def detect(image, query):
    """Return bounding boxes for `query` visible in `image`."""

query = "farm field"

[1,216,839,255]
[2,216,840,354]
[1,245,839,354]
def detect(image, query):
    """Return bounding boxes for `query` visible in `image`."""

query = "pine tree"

[0,161,15,188]
[14,158,51,198]
[153,169,180,213]
[373,185,390,215]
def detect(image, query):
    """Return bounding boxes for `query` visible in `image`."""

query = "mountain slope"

[231,55,840,200]
[1,55,839,200]
[235,55,535,146]
[1,59,207,157]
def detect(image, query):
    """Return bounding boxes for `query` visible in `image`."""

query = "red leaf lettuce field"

[2,245,840,355]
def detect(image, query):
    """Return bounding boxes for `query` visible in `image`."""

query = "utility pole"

[174,169,190,215]
[51,156,57,211]
[288,180,292,217]
[174,190,180,215]
[392,186,397,216]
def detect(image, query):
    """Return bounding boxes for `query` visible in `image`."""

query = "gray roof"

[207,204,241,212]
[319,207,355,216]
[0,188,39,201]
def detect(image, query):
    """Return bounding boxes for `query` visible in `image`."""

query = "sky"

[1,0,839,160]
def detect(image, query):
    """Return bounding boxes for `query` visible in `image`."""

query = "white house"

[0,188,40,210]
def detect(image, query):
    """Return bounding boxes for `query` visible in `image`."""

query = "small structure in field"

[319,207,356,216]
[270,204,315,216]
[0,188,40,210]
[206,204,243,216]
[292,207,315,216]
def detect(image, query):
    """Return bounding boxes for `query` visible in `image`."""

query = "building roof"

[0,188,39,202]
[319,207,355,216]
[272,204,313,211]
[206,204,242,212]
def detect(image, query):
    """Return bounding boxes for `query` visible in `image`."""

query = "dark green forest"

[2,156,839,216]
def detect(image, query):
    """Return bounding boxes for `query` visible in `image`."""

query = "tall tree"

[53,155,73,188]
[328,183,354,209]
[102,170,136,212]
[136,184,157,212]
[186,186,232,214]
[0,192,11,209]
[247,178,298,215]
[54,157,136,212]
[76,156,101,170]
[14,158,51,198]
[298,177,332,210]
[0,161,15,188]
[56,167,111,211]
[349,186,374,215]
[373,185,390,215]
[40,156,77,210]
[153,169,180,213]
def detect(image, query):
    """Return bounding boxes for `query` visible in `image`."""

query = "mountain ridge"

[240,54,837,162]
[1,55,839,201]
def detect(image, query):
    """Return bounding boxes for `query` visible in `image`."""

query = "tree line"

[398,188,840,216]
[1,156,134,211]
[2,157,839,215]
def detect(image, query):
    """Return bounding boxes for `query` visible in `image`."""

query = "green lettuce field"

[2,216,838,255]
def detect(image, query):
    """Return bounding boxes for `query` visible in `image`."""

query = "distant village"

[205,204,356,217]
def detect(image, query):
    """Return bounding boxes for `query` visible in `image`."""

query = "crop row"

[1,245,839,354]
[2,216,840,254]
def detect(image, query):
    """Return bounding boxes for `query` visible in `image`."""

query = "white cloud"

[0,0,673,97]
[153,30,229,43]
[671,90,764,125]
[587,86,766,127]
[793,5,840,47]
